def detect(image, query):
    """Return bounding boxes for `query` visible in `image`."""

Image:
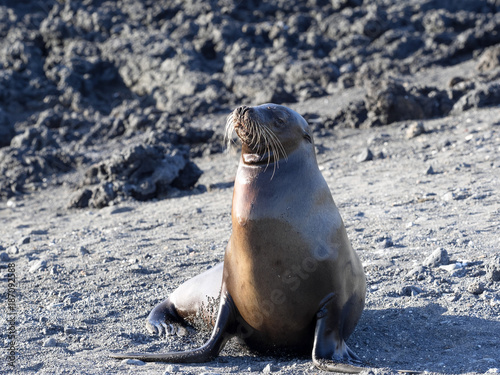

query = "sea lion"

[111,104,367,373]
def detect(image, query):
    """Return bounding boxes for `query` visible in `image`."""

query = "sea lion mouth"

[242,151,275,165]
[225,106,288,173]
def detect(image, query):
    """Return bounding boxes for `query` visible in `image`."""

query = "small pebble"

[120,359,145,366]
[262,363,273,374]
[356,148,373,163]
[486,258,500,282]
[375,236,393,248]
[439,263,462,273]
[7,246,19,255]
[64,326,77,335]
[18,236,31,245]
[406,121,426,139]
[425,165,435,175]
[442,192,455,201]
[42,337,58,347]
[50,265,60,275]
[48,303,64,309]
[29,259,47,273]
[401,285,423,297]
[0,252,10,262]
[423,248,449,267]
[164,364,180,373]
[406,266,427,280]
[467,281,485,295]
[79,246,90,256]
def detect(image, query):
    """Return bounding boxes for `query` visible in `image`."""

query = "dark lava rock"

[330,80,454,129]
[328,100,367,129]
[364,80,453,127]
[477,45,500,72]
[0,145,75,199]
[69,143,202,209]
[467,281,485,295]
[0,108,14,148]
[1,0,499,202]
[451,81,500,114]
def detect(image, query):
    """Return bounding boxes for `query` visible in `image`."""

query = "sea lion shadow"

[356,303,500,373]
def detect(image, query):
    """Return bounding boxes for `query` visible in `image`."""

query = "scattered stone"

[29,259,47,273]
[42,338,58,348]
[425,165,435,175]
[401,285,424,297]
[442,192,455,201]
[439,263,463,273]
[6,199,17,208]
[356,148,373,163]
[477,45,500,72]
[79,246,90,256]
[406,266,427,281]
[63,292,82,305]
[120,359,146,366]
[18,236,31,245]
[110,206,135,215]
[451,82,500,115]
[262,363,274,374]
[50,265,60,275]
[486,257,500,282]
[467,281,485,295]
[0,252,10,262]
[406,122,426,139]
[68,189,93,209]
[64,326,77,335]
[164,364,180,373]
[423,248,450,267]
[48,303,64,309]
[375,236,393,248]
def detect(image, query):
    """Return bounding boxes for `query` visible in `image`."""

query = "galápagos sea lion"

[111,104,367,373]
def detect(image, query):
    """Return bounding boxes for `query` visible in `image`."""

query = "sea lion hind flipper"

[312,293,365,373]
[110,290,237,363]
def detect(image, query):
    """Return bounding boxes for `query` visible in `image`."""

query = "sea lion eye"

[275,118,285,128]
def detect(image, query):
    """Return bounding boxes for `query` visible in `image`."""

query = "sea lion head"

[225,104,314,167]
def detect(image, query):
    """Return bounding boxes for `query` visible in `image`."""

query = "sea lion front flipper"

[110,288,237,363]
[312,293,365,374]
[146,298,182,336]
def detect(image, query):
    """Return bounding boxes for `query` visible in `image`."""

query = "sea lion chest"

[224,155,344,345]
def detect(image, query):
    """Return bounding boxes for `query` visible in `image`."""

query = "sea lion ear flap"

[303,131,313,143]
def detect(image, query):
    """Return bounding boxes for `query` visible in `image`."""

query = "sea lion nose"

[236,106,251,116]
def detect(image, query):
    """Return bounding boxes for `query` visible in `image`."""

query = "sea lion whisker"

[261,126,279,178]
[263,124,287,162]
[224,112,237,151]
[261,126,273,173]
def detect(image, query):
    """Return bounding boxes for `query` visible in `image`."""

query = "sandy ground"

[1,75,499,374]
